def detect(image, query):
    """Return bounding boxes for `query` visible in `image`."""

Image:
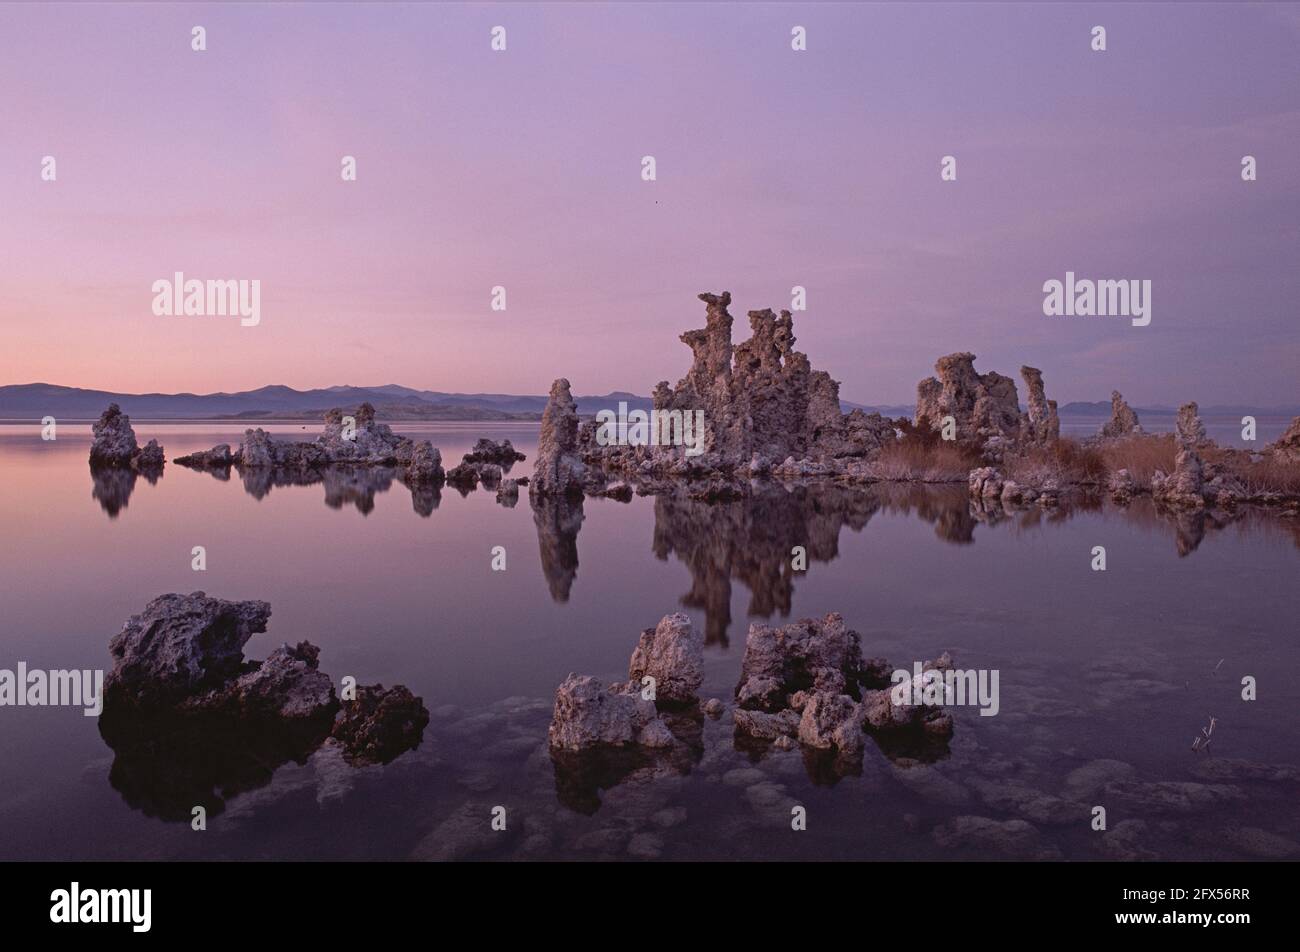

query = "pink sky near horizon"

[1,2,1297,406]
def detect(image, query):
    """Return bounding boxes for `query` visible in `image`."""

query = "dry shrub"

[1097,434,1177,489]
[871,432,981,482]
[1004,437,1107,485]
[1203,447,1300,495]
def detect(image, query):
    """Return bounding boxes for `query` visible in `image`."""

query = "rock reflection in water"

[531,494,584,602]
[549,707,704,815]
[90,463,163,519]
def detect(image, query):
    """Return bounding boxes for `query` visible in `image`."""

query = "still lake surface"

[1,420,1297,861]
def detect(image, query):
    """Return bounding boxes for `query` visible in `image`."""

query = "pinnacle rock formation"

[1019,366,1060,445]
[648,292,893,466]
[531,378,590,496]
[1175,401,1208,448]
[89,404,165,470]
[1270,416,1300,462]
[1101,391,1142,439]
[914,354,1022,446]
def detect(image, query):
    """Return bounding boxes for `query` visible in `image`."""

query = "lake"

[0,423,1297,861]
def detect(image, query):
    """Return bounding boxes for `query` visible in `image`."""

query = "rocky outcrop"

[914,354,1021,447]
[1107,468,1136,502]
[655,293,892,464]
[732,613,953,755]
[1019,366,1059,445]
[1176,402,1208,448]
[1152,448,1206,508]
[547,674,675,751]
[404,441,445,484]
[531,379,591,496]
[1270,416,1300,463]
[331,684,432,765]
[174,443,235,468]
[626,613,703,705]
[547,612,705,751]
[173,404,445,490]
[106,592,274,709]
[89,404,165,470]
[316,403,410,464]
[463,438,525,467]
[1100,391,1142,438]
[734,612,871,712]
[101,592,427,771]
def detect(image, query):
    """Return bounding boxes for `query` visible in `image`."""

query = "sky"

[1,2,1297,406]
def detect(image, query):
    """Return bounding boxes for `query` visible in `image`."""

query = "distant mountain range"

[0,383,1294,423]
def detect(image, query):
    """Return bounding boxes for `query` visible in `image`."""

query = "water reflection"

[90,463,163,518]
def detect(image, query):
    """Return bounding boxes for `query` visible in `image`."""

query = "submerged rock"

[331,684,432,765]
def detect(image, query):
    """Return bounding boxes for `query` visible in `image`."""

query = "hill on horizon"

[0,383,1295,423]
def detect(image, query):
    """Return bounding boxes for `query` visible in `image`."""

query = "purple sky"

[1,2,1297,405]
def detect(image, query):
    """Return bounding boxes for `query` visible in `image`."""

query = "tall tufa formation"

[1175,401,1208,448]
[532,378,590,495]
[1100,391,1142,439]
[89,403,165,470]
[651,292,894,465]
[914,354,1023,446]
[1019,366,1060,445]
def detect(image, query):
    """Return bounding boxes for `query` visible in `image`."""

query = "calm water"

[0,423,1297,861]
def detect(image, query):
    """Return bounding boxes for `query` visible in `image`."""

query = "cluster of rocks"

[546,608,953,769]
[547,613,703,752]
[88,404,165,471]
[914,355,1059,456]
[99,591,429,817]
[1151,402,1245,510]
[533,293,901,499]
[1272,417,1300,463]
[968,466,1061,510]
[175,403,443,478]
[732,613,953,761]
[445,438,527,497]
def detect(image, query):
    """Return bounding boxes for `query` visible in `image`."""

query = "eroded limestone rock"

[532,379,590,496]
[914,354,1021,447]
[546,674,675,752]
[1101,391,1142,439]
[89,404,165,470]
[626,612,703,706]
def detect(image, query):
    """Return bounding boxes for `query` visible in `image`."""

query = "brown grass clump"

[870,421,982,482]
[1004,437,1107,485]
[1096,434,1178,489]
[1202,447,1300,495]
